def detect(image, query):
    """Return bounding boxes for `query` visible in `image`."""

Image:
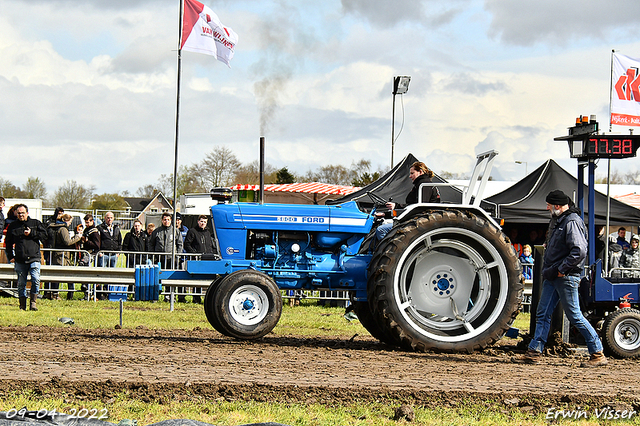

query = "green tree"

[351,159,384,186]
[51,180,95,209]
[275,167,296,184]
[91,193,128,210]
[23,176,47,199]
[0,177,23,197]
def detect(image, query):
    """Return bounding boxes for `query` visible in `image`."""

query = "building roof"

[123,197,151,211]
[614,193,640,209]
[230,182,360,195]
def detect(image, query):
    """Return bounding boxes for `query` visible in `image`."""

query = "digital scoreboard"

[554,117,640,159]
[565,135,640,159]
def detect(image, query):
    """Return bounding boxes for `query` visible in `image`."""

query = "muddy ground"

[0,325,638,416]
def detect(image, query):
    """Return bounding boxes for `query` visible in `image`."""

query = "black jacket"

[396,174,440,209]
[123,230,147,252]
[83,224,101,254]
[97,222,122,251]
[5,217,48,263]
[184,226,216,254]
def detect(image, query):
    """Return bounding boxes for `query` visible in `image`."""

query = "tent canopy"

[327,153,466,209]
[485,159,640,225]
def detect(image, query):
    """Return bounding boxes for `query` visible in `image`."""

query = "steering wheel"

[367,191,389,208]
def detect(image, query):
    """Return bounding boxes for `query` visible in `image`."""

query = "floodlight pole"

[391,76,410,169]
[391,92,397,169]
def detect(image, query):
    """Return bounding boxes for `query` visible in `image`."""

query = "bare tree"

[51,180,95,209]
[158,165,202,196]
[23,176,47,199]
[136,184,159,198]
[192,146,242,188]
[304,164,351,185]
[234,160,279,185]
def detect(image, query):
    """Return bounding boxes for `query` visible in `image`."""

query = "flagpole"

[172,0,185,274]
[604,49,615,274]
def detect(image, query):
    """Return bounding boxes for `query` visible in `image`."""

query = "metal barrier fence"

[0,248,351,305]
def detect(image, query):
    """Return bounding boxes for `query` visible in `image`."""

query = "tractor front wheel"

[211,269,283,339]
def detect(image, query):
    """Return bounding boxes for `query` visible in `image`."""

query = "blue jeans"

[376,222,393,240]
[98,253,118,268]
[15,262,41,298]
[529,275,603,354]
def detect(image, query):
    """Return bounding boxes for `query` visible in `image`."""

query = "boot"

[512,349,542,364]
[580,351,608,367]
[29,293,38,311]
[19,297,27,311]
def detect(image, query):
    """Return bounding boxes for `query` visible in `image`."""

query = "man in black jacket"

[5,204,48,311]
[184,215,216,303]
[97,211,122,268]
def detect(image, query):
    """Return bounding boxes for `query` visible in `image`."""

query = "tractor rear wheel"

[602,308,640,359]
[351,301,398,346]
[368,210,522,352]
[212,269,283,339]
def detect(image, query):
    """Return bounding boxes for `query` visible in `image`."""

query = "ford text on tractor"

[161,150,524,353]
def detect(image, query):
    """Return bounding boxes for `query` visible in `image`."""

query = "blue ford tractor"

[162,151,524,353]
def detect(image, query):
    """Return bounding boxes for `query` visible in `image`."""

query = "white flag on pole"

[611,53,640,127]
[180,0,238,66]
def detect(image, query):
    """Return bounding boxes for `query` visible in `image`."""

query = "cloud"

[441,72,509,96]
[485,0,640,46]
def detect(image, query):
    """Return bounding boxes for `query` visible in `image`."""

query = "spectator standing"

[620,235,640,278]
[146,223,156,238]
[44,207,64,251]
[150,212,183,269]
[175,213,188,302]
[97,211,122,267]
[42,206,64,297]
[4,204,47,311]
[150,212,183,301]
[184,215,216,303]
[521,190,607,367]
[82,214,101,299]
[519,244,534,280]
[176,213,188,246]
[0,197,5,241]
[51,214,83,300]
[123,219,148,267]
[82,214,101,261]
[616,227,630,250]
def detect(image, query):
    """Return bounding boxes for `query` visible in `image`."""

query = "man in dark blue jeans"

[522,190,607,367]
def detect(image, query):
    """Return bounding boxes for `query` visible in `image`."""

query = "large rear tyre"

[368,210,522,353]
[212,270,283,340]
[351,301,398,346]
[602,308,640,359]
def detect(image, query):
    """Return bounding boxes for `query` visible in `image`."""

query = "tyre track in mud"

[1,326,639,413]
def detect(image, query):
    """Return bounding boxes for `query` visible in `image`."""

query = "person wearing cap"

[521,190,607,367]
[620,234,640,278]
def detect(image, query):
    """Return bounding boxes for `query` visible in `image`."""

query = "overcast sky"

[2,0,640,195]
